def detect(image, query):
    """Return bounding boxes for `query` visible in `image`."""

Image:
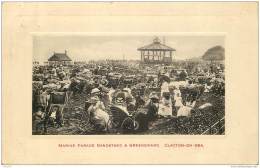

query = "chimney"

[65,50,67,55]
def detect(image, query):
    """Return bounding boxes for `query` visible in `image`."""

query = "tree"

[202,46,225,62]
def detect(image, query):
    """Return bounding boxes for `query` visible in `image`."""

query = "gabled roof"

[138,37,176,51]
[48,52,72,61]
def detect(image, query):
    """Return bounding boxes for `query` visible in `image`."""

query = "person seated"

[179,70,187,81]
[34,88,49,112]
[123,85,132,95]
[33,106,46,133]
[87,96,109,132]
[61,82,71,92]
[134,91,146,109]
[122,88,136,112]
[90,88,100,98]
[58,71,66,80]
[55,81,62,91]
[203,82,212,97]
[48,105,63,128]
[100,76,109,86]
[113,97,129,115]
[145,93,159,121]
[100,86,110,108]
[177,101,196,117]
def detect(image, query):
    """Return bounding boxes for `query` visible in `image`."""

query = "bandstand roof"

[138,37,176,51]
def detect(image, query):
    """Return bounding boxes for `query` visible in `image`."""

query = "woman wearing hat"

[100,86,110,108]
[87,96,109,132]
[173,86,183,116]
[112,96,129,116]
[122,87,136,112]
[90,88,100,98]
[145,93,159,121]
[100,76,109,86]
[160,77,170,97]
[158,92,173,117]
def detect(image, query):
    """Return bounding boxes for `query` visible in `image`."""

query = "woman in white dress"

[173,87,183,114]
[88,96,110,131]
[161,81,170,96]
[107,87,115,104]
[158,92,172,117]
[177,101,196,117]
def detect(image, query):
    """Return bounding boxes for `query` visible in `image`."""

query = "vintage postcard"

[2,2,258,164]
[32,35,225,135]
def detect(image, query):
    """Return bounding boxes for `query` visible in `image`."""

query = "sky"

[33,35,225,63]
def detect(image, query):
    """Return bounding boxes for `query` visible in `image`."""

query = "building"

[48,50,72,66]
[137,37,176,64]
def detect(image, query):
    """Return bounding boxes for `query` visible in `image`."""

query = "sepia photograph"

[3,2,258,164]
[32,35,225,135]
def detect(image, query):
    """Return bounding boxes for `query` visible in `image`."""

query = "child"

[48,105,63,128]
[33,106,46,133]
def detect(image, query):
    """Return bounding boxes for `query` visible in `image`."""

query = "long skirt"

[158,104,172,116]
[92,109,110,130]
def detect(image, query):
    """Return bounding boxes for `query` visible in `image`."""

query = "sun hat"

[149,92,157,98]
[91,88,100,94]
[115,97,125,104]
[149,94,159,100]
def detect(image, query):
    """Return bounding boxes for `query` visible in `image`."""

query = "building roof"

[48,52,72,61]
[138,37,176,51]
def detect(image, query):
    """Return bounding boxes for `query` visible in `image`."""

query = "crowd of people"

[32,60,225,134]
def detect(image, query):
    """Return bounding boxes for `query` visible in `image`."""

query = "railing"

[201,117,225,135]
